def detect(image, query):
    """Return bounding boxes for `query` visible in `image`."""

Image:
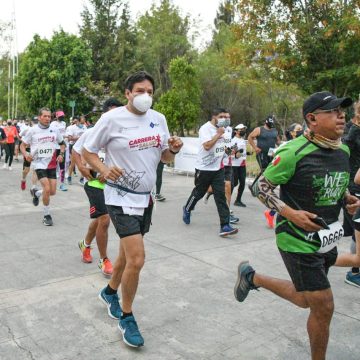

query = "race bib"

[317,221,343,253]
[214,145,225,158]
[38,143,54,158]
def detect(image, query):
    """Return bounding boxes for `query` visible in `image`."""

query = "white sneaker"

[8,167,12,171]
[3,163,7,169]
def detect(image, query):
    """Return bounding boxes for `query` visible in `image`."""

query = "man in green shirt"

[234,91,360,360]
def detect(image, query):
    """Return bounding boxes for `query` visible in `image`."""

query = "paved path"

[0,162,359,359]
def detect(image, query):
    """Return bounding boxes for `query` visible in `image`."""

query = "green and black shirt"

[264,135,350,253]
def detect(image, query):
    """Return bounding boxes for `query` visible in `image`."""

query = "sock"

[83,239,91,248]
[352,267,359,274]
[269,209,276,216]
[121,312,133,320]
[105,284,117,295]
[35,189,43,198]
[43,205,50,216]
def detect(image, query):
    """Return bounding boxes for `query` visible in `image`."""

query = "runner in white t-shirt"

[183,107,238,237]
[50,110,68,191]
[66,116,87,185]
[20,107,66,226]
[72,98,122,276]
[82,71,183,348]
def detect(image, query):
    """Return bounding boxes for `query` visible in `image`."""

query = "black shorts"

[35,168,57,180]
[23,147,31,169]
[224,166,232,182]
[84,183,108,218]
[107,203,153,239]
[279,247,338,292]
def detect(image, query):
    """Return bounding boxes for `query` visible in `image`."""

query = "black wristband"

[169,149,179,155]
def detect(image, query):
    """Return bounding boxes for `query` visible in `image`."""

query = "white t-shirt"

[50,121,67,149]
[19,125,30,138]
[66,124,87,145]
[222,126,233,167]
[22,124,63,170]
[231,137,247,167]
[196,121,225,171]
[84,106,170,208]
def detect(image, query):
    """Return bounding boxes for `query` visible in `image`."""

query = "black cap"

[102,98,122,112]
[31,116,38,123]
[265,115,275,124]
[303,91,353,118]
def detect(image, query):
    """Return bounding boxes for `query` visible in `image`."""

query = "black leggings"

[156,161,165,194]
[232,166,246,201]
[4,143,15,166]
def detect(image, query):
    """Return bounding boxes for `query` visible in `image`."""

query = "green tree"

[80,0,122,86]
[18,31,93,114]
[154,57,201,136]
[136,0,193,95]
[231,0,360,97]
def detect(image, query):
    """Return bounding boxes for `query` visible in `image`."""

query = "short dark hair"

[38,107,51,116]
[125,71,155,92]
[212,108,229,117]
[102,97,123,112]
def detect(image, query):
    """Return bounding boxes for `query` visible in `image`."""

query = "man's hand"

[56,154,64,163]
[100,166,124,182]
[79,166,94,180]
[24,153,33,162]
[255,146,262,154]
[283,208,323,232]
[168,136,183,153]
[345,194,360,215]
[216,127,225,137]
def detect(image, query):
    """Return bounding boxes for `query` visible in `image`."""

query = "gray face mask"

[217,117,230,128]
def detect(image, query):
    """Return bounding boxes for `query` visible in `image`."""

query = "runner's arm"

[248,127,260,153]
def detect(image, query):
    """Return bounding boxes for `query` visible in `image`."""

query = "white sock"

[83,239,91,248]
[35,189,43,198]
[43,205,50,216]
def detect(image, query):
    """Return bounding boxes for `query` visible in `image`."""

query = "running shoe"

[203,192,213,204]
[98,258,113,276]
[8,166,12,171]
[155,193,166,201]
[78,240,93,263]
[234,261,259,302]
[182,206,191,225]
[2,163,7,169]
[230,214,239,224]
[59,183,68,191]
[79,178,85,186]
[43,215,53,226]
[98,287,122,319]
[219,224,238,237]
[118,315,144,347]
[264,210,275,229]
[67,176,72,185]
[30,188,39,206]
[234,200,246,207]
[345,271,360,288]
[21,180,26,191]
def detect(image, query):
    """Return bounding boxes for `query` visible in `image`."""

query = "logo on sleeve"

[272,155,281,166]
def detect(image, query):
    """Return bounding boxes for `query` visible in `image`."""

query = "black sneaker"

[43,215,53,226]
[234,200,246,207]
[30,189,39,206]
[234,261,259,302]
[155,193,166,202]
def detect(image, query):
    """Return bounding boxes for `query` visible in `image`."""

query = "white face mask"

[132,93,153,113]
[217,117,230,128]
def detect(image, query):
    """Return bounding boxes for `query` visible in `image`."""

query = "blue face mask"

[77,124,84,129]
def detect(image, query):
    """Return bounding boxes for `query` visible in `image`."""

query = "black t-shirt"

[0,128,6,141]
[343,124,360,193]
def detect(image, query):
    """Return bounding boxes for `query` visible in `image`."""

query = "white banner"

[174,137,199,174]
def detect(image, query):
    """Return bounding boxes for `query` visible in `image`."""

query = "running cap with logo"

[235,124,246,130]
[303,91,353,119]
[265,115,275,124]
[56,110,65,118]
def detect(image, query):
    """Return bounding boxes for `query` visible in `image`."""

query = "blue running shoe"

[59,183,68,191]
[234,261,259,302]
[118,315,144,347]
[98,287,122,319]
[345,271,360,288]
[219,224,238,237]
[182,206,191,225]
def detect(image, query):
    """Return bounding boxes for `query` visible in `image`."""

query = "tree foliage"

[154,57,201,136]
[136,0,193,95]
[18,31,93,114]
[231,0,360,97]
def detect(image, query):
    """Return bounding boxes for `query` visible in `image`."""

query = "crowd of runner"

[1,71,360,359]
